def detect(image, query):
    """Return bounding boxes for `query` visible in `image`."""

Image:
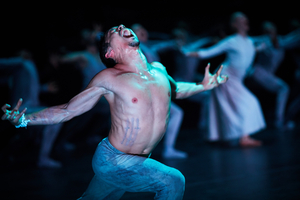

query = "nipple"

[132,97,138,103]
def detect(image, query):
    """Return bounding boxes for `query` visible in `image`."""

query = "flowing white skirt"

[207,67,266,141]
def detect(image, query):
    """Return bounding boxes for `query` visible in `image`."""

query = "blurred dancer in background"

[250,21,300,129]
[0,51,63,168]
[175,25,216,131]
[56,29,111,148]
[186,12,266,147]
[284,19,300,128]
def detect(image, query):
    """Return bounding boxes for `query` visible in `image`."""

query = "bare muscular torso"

[99,62,172,155]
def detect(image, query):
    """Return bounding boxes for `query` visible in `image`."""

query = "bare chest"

[114,70,171,106]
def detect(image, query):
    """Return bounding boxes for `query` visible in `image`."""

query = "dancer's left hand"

[197,63,228,90]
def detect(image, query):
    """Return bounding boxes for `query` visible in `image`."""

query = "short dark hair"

[96,31,117,68]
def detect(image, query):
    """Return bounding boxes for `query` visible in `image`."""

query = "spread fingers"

[13,98,23,112]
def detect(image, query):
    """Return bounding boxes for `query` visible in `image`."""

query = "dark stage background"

[0,1,298,64]
[1,1,300,200]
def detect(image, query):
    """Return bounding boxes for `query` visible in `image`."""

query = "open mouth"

[122,29,134,38]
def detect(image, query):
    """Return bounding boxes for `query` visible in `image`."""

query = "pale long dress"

[197,34,266,141]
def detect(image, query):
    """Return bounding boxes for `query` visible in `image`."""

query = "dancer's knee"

[156,169,185,200]
[278,81,289,95]
[177,109,184,121]
[171,106,184,122]
[166,169,185,193]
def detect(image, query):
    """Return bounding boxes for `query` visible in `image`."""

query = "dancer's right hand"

[1,98,27,126]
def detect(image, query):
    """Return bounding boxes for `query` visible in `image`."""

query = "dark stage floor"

[1,124,300,200]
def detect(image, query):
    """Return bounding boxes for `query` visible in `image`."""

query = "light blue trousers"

[78,137,185,200]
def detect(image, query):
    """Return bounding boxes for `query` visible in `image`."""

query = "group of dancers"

[1,11,300,200]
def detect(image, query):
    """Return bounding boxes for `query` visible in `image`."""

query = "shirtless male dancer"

[1,24,228,200]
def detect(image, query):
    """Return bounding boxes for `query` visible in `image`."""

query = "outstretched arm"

[183,36,230,59]
[1,75,109,127]
[174,63,228,99]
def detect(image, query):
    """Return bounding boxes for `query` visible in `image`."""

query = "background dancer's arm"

[184,37,230,58]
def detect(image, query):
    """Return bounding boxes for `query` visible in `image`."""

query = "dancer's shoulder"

[151,61,166,70]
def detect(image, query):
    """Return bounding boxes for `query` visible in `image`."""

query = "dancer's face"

[105,24,140,61]
[263,22,277,37]
[106,24,140,49]
[231,14,249,32]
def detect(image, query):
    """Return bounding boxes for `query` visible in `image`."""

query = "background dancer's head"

[262,21,277,37]
[131,23,149,43]
[230,12,249,35]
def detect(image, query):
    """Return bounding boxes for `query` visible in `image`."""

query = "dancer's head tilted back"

[97,24,140,68]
